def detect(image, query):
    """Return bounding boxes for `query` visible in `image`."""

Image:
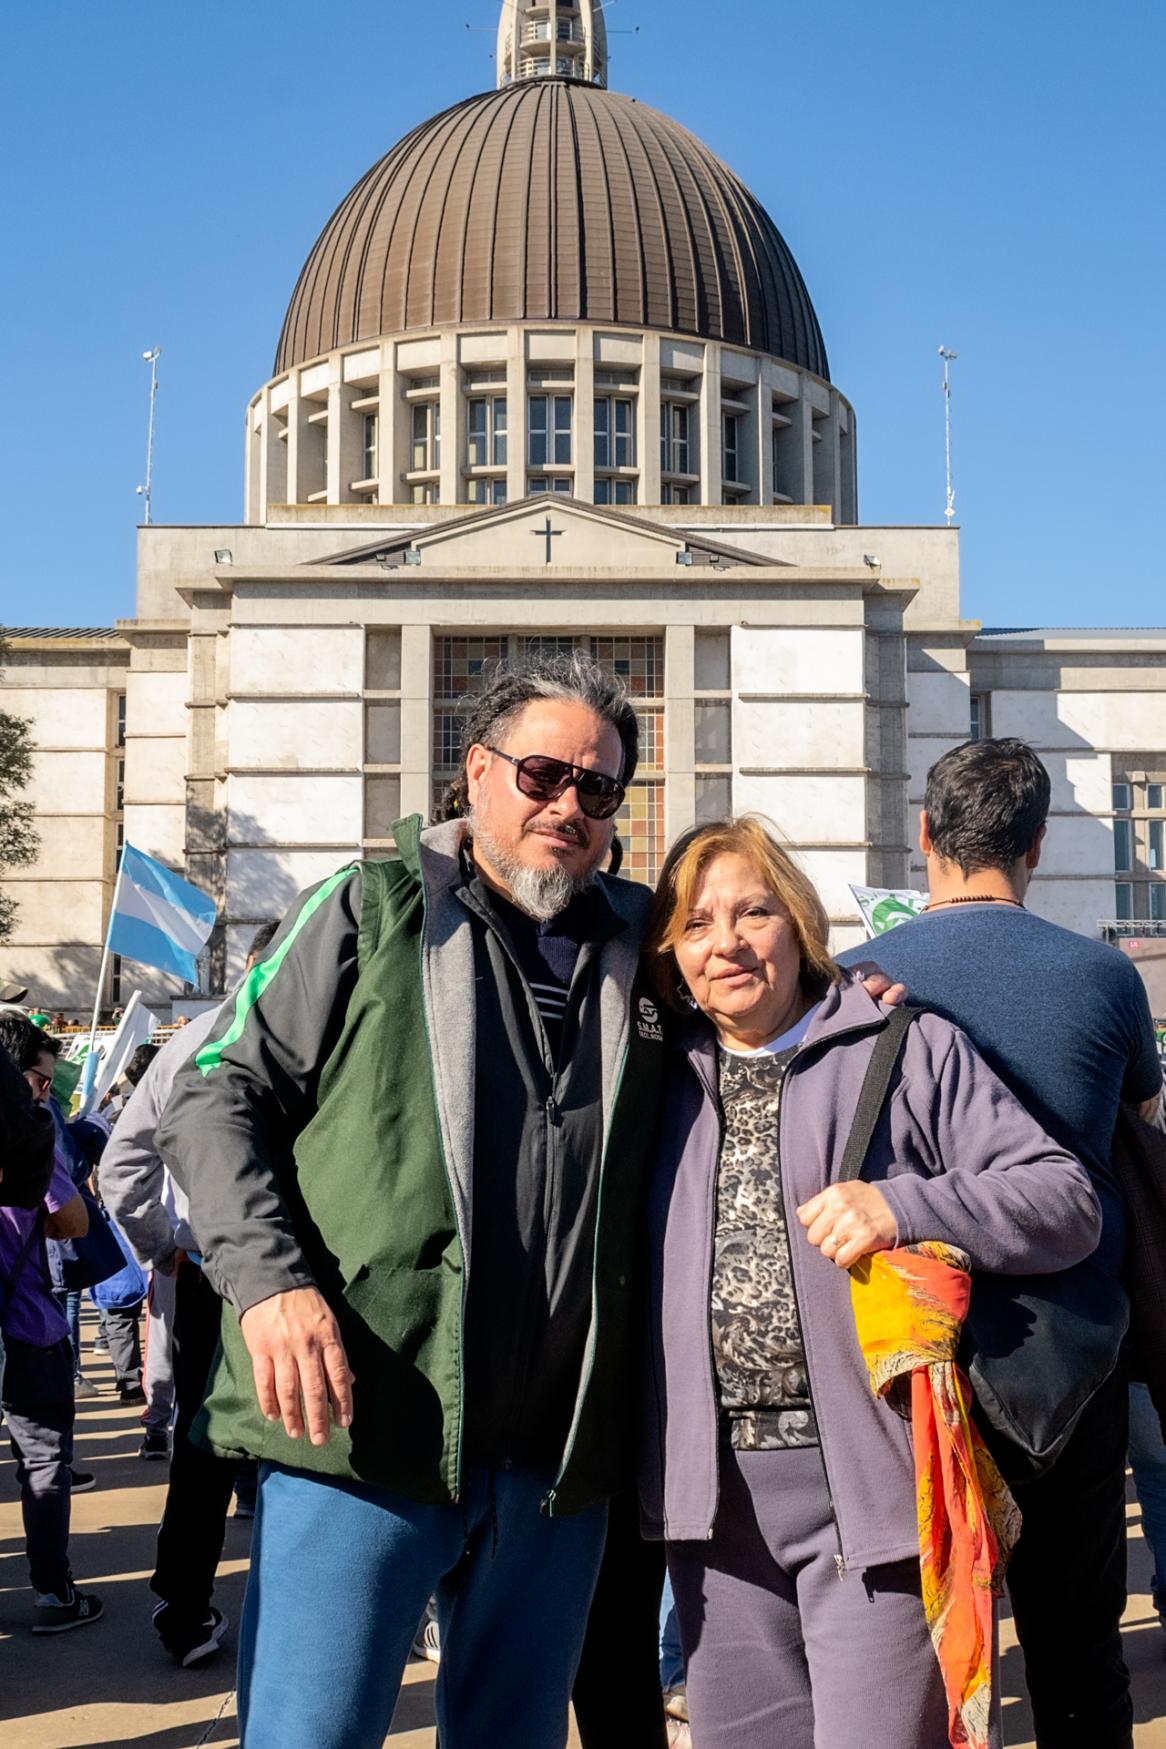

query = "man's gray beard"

[468,808,601,922]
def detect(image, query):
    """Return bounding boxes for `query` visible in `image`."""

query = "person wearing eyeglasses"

[157,651,667,1749]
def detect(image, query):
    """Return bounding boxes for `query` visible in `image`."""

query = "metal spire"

[496,0,608,88]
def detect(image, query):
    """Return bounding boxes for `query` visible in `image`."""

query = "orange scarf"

[849,1242,1020,1749]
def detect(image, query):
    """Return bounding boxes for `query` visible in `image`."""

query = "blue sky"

[2,0,1162,628]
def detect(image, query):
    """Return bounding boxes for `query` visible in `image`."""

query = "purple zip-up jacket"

[639,976,1102,1570]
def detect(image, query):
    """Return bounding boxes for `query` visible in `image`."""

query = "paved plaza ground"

[4,1321,1166,1747]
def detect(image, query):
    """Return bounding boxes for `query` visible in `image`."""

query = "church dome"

[274,79,829,380]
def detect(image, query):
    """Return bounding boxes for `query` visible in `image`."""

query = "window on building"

[1116,882,1134,921]
[1113,781,1132,811]
[1114,819,1133,872]
[467,478,508,505]
[695,701,732,764]
[528,395,572,467]
[660,402,691,476]
[1153,884,1166,921]
[115,758,125,813]
[527,476,573,495]
[593,478,636,505]
[364,629,403,848]
[695,630,731,691]
[722,414,741,484]
[695,774,731,823]
[970,693,991,741]
[594,397,635,471]
[362,413,378,482]
[410,482,440,504]
[1149,784,1164,810]
[661,483,692,505]
[116,692,127,747]
[410,400,440,473]
[467,397,507,469]
[1151,821,1165,871]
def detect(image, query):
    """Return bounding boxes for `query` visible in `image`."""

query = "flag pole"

[81,841,128,1100]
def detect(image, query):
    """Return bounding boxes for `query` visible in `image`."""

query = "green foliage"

[0,635,39,944]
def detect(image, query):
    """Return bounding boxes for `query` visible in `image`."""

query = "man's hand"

[240,1286,354,1446]
[850,962,908,1009]
[796,1182,898,1270]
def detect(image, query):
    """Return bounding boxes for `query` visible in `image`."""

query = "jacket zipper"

[691,1052,725,1541]
[543,1044,627,1514]
[417,876,468,1503]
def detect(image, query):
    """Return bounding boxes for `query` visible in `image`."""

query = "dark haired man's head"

[0,1014,60,1073]
[0,1014,61,1105]
[434,651,638,920]
[922,739,1050,883]
[248,920,280,964]
[124,1042,160,1087]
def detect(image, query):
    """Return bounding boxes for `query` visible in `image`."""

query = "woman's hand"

[796,1183,897,1269]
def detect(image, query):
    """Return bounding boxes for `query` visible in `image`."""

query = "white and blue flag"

[106,843,216,983]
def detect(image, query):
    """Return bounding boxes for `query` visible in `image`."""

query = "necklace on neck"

[923,894,1024,911]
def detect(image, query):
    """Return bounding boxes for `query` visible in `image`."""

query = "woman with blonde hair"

[638,816,1101,1749]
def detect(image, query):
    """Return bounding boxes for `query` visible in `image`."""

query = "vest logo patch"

[636,995,663,1043]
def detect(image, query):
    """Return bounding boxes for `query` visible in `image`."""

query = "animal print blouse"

[710,1043,819,1451]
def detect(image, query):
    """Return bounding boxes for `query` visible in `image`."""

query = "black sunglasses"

[486,747,625,820]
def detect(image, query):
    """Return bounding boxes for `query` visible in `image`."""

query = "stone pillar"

[286,376,313,505]
[574,327,595,503]
[399,623,433,819]
[378,351,398,505]
[439,331,460,506]
[665,624,696,839]
[700,346,722,506]
[507,326,526,504]
[640,332,662,505]
[263,386,288,513]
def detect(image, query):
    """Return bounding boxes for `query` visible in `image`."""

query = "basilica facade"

[5,2,1165,1013]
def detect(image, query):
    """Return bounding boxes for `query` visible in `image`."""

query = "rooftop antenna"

[938,345,957,526]
[136,346,161,525]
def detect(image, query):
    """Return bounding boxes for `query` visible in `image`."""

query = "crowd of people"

[4,648,1166,1749]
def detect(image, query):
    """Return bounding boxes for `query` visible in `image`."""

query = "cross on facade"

[532,515,564,564]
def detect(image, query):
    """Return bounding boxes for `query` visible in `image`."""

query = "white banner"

[848,884,928,939]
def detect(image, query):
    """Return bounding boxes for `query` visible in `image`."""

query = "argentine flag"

[106,843,217,983]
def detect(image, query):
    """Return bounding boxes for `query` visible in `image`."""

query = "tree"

[0,635,39,943]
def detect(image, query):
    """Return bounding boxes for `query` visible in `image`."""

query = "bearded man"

[158,652,667,1749]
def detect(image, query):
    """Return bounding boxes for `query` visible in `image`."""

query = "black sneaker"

[118,1384,148,1406]
[32,1587,104,1634]
[139,1430,170,1461]
[152,1601,229,1668]
[70,1470,97,1494]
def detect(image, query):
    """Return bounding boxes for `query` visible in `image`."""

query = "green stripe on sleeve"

[195,865,357,1078]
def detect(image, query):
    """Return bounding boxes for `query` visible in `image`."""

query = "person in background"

[99,921,279,1667]
[0,1014,102,1633]
[838,738,1163,1749]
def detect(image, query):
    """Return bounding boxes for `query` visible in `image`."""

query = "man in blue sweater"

[840,737,1161,1749]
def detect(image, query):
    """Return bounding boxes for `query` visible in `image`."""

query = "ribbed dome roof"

[274,80,829,379]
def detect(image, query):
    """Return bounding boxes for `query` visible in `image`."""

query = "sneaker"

[92,1334,110,1354]
[73,1374,99,1399]
[32,1587,104,1634]
[139,1430,170,1461]
[117,1384,148,1406]
[410,1615,441,1664]
[233,1496,255,1520]
[152,1601,229,1668]
[69,1470,97,1494]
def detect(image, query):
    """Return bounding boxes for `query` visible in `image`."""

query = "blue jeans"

[659,1568,685,1690]
[1128,1380,1166,1623]
[239,1461,607,1749]
[53,1290,83,1376]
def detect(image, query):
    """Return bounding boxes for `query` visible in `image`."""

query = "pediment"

[318,495,774,572]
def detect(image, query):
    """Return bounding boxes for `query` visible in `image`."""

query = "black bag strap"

[837,1005,921,1184]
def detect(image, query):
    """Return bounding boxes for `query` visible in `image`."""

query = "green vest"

[197,819,666,1512]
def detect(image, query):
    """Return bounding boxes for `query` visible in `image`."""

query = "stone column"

[640,332,662,504]
[439,331,460,506]
[574,327,595,503]
[399,623,433,820]
[700,345,722,506]
[665,624,696,839]
[507,326,526,504]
